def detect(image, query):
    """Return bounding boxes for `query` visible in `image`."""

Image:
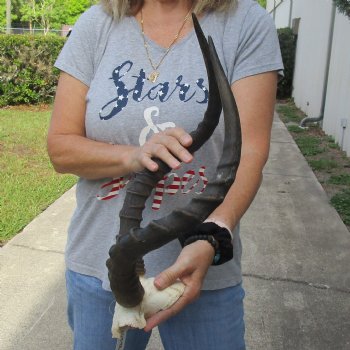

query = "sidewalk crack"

[271,140,295,144]
[10,243,64,255]
[243,273,350,295]
[263,172,312,178]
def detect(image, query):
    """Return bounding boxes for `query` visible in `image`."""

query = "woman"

[48,0,283,349]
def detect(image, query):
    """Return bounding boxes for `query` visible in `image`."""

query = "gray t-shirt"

[55,0,283,291]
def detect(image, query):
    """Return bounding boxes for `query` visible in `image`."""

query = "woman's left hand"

[144,240,214,331]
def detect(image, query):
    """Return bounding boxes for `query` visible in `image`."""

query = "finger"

[138,141,180,171]
[147,143,182,169]
[164,127,193,147]
[144,289,192,331]
[151,135,193,165]
[154,261,189,290]
[139,155,159,172]
[144,299,184,331]
[144,280,201,331]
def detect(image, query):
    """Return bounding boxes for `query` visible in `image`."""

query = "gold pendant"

[148,71,160,83]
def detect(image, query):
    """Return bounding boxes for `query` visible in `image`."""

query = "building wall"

[323,13,350,153]
[292,0,332,119]
[267,0,291,28]
[267,0,350,156]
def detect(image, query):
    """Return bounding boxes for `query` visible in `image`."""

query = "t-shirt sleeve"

[54,6,107,86]
[227,3,284,84]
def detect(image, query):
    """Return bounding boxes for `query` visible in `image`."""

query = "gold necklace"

[140,7,192,83]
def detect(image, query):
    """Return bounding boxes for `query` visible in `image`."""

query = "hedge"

[1,29,297,106]
[277,27,297,99]
[0,34,65,107]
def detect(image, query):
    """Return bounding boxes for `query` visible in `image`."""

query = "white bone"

[112,277,185,338]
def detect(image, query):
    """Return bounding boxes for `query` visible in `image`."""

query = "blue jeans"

[66,269,246,350]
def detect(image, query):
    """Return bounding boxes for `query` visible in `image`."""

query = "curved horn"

[107,14,241,308]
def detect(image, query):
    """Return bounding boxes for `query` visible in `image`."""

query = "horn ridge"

[118,159,170,235]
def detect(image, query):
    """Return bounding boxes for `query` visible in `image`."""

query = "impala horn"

[106,14,241,308]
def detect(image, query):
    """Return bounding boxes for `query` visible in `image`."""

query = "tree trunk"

[6,0,11,34]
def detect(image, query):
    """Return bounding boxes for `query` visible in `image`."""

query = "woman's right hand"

[128,128,194,173]
[48,73,193,179]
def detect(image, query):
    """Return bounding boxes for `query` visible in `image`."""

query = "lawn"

[0,106,76,245]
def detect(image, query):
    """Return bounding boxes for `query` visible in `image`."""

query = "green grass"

[325,135,335,143]
[329,143,340,149]
[287,125,305,133]
[328,174,350,185]
[0,107,76,244]
[330,189,350,225]
[276,103,303,123]
[324,135,341,150]
[295,136,325,156]
[309,159,338,171]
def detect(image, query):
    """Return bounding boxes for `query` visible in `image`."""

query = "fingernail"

[154,277,164,289]
[181,151,192,162]
[183,154,192,162]
[172,161,181,169]
[181,135,192,144]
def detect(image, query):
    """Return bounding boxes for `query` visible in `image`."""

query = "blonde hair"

[100,0,238,20]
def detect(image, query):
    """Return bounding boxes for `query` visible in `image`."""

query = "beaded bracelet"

[180,222,233,266]
[183,234,221,265]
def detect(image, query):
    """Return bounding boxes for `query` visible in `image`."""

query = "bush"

[277,27,297,99]
[0,34,65,106]
[334,0,350,19]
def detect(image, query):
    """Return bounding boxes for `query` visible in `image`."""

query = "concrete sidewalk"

[1,114,350,350]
